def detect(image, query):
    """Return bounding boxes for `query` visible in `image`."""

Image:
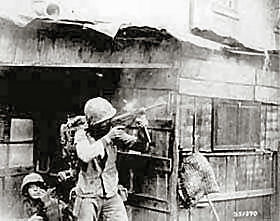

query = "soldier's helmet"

[21,172,45,196]
[84,97,116,126]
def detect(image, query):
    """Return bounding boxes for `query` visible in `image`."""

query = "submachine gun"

[58,102,165,182]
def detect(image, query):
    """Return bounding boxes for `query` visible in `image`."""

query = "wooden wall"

[0,21,181,220]
[113,68,177,221]
[177,43,280,221]
[0,20,178,65]
[178,152,275,221]
[0,18,279,221]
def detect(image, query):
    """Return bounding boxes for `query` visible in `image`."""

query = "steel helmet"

[21,173,44,194]
[84,97,116,125]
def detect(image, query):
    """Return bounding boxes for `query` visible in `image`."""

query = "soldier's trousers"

[74,193,128,221]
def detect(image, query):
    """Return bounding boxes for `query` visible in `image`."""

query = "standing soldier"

[72,97,149,221]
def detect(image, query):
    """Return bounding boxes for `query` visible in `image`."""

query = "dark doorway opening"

[1,67,120,174]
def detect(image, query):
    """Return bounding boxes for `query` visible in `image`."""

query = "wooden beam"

[0,140,34,144]
[197,188,274,204]
[211,144,258,151]
[117,151,172,173]
[127,192,170,214]
[0,62,174,69]
[180,150,274,157]
[0,166,34,177]
[179,78,254,101]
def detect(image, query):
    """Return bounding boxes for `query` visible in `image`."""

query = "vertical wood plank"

[194,97,212,152]
[252,155,264,220]
[246,156,261,221]
[261,104,267,149]
[274,145,280,221]
[271,151,278,221]
[235,156,248,220]
[169,92,179,221]
[263,154,273,220]
[179,95,194,151]
[208,157,226,221]
[225,156,236,221]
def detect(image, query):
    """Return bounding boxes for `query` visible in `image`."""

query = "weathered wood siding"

[113,68,177,221]
[178,152,275,221]
[177,43,279,221]
[179,48,280,105]
[0,20,178,65]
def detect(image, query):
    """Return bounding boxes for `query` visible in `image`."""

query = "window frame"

[212,99,261,151]
[211,0,239,21]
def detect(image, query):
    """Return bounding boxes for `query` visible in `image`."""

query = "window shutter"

[238,103,261,148]
[213,100,261,150]
[214,101,238,147]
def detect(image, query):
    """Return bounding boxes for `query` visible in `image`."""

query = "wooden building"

[0,1,279,220]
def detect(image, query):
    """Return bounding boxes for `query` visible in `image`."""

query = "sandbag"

[178,152,219,208]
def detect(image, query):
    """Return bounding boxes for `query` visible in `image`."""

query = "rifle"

[112,103,164,124]
[65,102,165,143]
[67,102,165,127]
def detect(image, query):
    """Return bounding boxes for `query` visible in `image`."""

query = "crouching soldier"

[21,172,73,221]
[72,97,149,221]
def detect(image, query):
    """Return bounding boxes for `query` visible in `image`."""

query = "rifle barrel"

[113,102,166,121]
[143,102,166,111]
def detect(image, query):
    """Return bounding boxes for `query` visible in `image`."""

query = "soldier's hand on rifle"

[105,126,126,142]
[68,115,86,128]
[135,115,148,128]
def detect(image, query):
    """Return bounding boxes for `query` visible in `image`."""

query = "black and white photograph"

[0,0,279,220]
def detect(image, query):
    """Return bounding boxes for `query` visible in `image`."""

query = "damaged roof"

[0,0,278,56]
[0,0,189,40]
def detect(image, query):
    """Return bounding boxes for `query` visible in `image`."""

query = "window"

[179,96,262,152]
[212,0,239,20]
[213,100,261,150]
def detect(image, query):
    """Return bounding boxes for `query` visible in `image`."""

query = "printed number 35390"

[233,211,258,217]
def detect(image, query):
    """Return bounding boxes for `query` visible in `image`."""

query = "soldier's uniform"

[72,97,147,221]
[21,173,66,221]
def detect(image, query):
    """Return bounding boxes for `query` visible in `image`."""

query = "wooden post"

[274,141,280,220]
[169,93,180,221]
